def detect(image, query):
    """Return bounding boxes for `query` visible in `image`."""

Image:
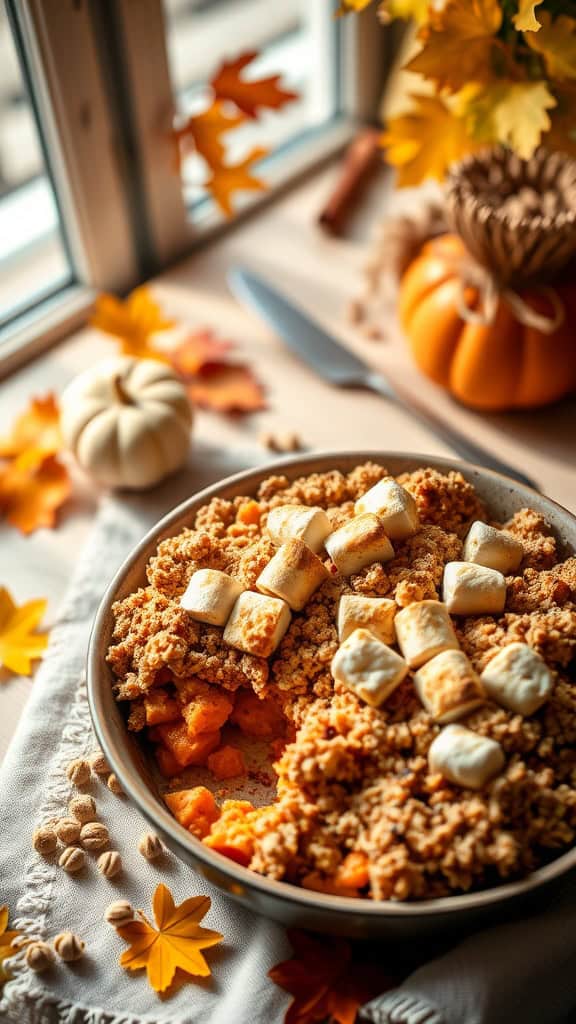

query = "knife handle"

[366,373,538,491]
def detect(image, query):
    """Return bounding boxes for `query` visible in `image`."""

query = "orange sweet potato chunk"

[165,785,221,837]
[144,688,180,725]
[237,500,261,525]
[203,799,256,866]
[155,745,182,778]
[207,745,247,781]
[181,684,234,737]
[231,690,285,739]
[157,721,221,767]
[301,872,359,898]
[334,852,370,890]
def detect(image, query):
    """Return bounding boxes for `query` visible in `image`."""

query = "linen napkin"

[0,445,574,1024]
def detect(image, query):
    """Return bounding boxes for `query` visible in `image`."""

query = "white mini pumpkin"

[61,357,193,489]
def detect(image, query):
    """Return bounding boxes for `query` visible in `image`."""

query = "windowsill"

[1,157,575,762]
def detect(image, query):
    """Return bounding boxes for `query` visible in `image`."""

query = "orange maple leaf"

[0,394,62,459]
[172,101,246,173]
[187,362,266,413]
[91,286,175,360]
[0,587,48,676]
[0,451,71,535]
[211,51,298,120]
[269,931,387,1024]
[0,905,24,988]
[116,883,223,994]
[206,147,267,217]
[168,330,234,378]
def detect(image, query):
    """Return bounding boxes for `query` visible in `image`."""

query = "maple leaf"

[269,930,387,1024]
[211,52,298,120]
[336,0,373,12]
[378,0,430,23]
[0,451,71,535]
[116,883,223,993]
[206,147,267,217]
[172,101,245,173]
[0,906,24,988]
[381,94,477,186]
[526,12,576,81]
[0,587,48,675]
[167,330,234,379]
[464,80,556,159]
[513,0,543,32]
[0,394,62,459]
[407,0,503,93]
[91,286,175,361]
[187,363,266,413]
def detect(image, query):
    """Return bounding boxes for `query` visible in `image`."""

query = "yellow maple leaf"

[0,906,24,988]
[378,0,430,23]
[464,79,556,159]
[513,0,543,32]
[526,12,576,80]
[381,93,477,186]
[172,101,245,173]
[0,587,49,676]
[206,147,267,217]
[117,883,223,993]
[91,286,175,360]
[407,0,503,92]
[0,394,62,460]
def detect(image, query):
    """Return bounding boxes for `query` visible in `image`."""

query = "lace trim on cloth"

[360,991,445,1024]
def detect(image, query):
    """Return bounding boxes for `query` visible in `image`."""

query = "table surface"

[1,160,575,762]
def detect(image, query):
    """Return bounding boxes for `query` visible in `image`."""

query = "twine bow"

[454,254,566,333]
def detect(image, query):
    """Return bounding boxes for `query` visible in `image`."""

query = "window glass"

[0,1,73,328]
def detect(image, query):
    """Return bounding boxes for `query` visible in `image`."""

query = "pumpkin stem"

[112,374,132,405]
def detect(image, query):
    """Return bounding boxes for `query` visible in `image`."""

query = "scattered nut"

[107,773,124,796]
[258,430,303,453]
[25,941,55,972]
[97,850,122,878]
[68,794,97,823]
[88,750,110,775]
[80,822,109,851]
[58,846,86,874]
[138,832,165,861]
[55,818,82,845]
[32,825,58,855]
[53,932,85,962]
[66,759,91,787]
[104,900,134,927]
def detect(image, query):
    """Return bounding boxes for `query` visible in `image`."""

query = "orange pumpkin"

[399,234,576,411]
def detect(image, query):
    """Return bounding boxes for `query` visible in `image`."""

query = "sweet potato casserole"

[107,463,576,901]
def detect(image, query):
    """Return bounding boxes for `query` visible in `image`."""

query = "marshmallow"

[180,569,243,626]
[354,477,419,540]
[223,591,291,658]
[325,513,394,576]
[266,505,331,553]
[414,650,486,723]
[338,595,396,644]
[256,539,328,611]
[428,724,505,790]
[463,521,523,575]
[481,642,554,716]
[331,628,408,707]
[443,562,506,616]
[394,600,459,668]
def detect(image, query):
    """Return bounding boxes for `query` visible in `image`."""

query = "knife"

[228,268,537,491]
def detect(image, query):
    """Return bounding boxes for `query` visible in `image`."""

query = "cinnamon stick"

[318,128,381,236]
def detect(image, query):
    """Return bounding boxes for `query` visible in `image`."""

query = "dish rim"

[87,449,576,919]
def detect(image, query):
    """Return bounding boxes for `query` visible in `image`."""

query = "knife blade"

[228,267,537,491]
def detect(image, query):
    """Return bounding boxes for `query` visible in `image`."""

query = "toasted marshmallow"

[266,505,331,553]
[331,628,408,707]
[394,600,459,668]
[414,650,485,723]
[325,513,394,576]
[481,642,554,716]
[354,478,419,540]
[338,595,396,644]
[443,562,506,616]
[463,521,523,575]
[428,724,505,790]
[256,539,327,611]
[180,569,243,626]
[223,591,291,658]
